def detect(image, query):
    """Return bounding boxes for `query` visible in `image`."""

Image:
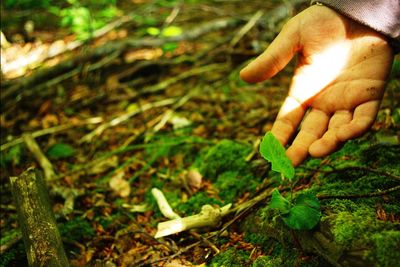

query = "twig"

[22,134,56,181]
[301,165,400,181]
[151,188,181,220]
[164,4,181,26]
[188,231,220,254]
[50,186,85,216]
[151,91,194,133]
[230,10,264,47]
[79,98,176,143]
[1,117,103,152]
[317,185,400,200]
[136,240,201,267]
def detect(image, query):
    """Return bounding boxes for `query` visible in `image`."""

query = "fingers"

[285,109,329,166]
[240,22,299,83]
[271,96,306,146]
[309,110,352,157]
[337,101,380,141]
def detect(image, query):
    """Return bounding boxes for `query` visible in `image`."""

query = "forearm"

[311,0,400,53]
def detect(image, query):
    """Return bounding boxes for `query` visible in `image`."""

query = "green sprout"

[259,131,321,230]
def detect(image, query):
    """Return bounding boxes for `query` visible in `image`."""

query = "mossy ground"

[240,133,400,267]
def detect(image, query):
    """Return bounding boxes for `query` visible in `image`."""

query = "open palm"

[240,5,394,166]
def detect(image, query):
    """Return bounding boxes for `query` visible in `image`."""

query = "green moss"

[368,230,400,267]
[208,248,250,267]
[59,217,95,241]
[252,255,282,267]
[195,139,252,182]
[214,171,258,203]
[178,191,224,215]
[331,203,399,251]
[244,232,271,248]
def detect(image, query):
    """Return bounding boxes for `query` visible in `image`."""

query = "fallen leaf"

[187,169,203,190]
[109,171,131,198]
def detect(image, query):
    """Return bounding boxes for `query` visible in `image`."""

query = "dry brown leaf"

[109,171,131,198]
[187,169,203,190]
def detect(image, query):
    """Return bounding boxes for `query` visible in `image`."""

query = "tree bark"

[9,168,69,267]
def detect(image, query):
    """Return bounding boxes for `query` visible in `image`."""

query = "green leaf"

[147,27,160,36]
[282,193,321,230]
[282,204,321,230]
[47,143,75,159]
[161,26,182,37]
[162,42,178,52]
[259,131,294,179]
[295,193,320,210]
[1,144,23,167]
[269,189,290,214]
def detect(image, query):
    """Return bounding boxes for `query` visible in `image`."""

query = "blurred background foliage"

[2,0,121,40]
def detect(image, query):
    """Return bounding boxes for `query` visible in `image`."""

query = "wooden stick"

[9,168,69,267]
[22,133,56,181]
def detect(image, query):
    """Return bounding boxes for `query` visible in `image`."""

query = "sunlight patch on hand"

[289,41,351,105]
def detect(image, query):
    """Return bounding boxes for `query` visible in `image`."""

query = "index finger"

[271,96,306,146]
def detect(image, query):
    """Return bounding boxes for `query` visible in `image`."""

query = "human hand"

[240,5,394,166]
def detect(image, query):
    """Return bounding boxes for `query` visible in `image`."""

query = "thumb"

[240,22,300,83]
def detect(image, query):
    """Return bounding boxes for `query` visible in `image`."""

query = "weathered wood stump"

[9,168,69,267]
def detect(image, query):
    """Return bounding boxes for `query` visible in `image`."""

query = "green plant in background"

[46,143,75,159]
[4,0,51,8]
[259,132,321,230]
[0,144,23,168]
[147,25,183,52]
[49,0,120,41]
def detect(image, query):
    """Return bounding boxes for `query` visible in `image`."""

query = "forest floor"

[1,1,399,266]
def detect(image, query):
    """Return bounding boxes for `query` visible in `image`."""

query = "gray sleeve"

[311,0,400,53]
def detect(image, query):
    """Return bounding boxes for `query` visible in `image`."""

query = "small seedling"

[259,131,321,230]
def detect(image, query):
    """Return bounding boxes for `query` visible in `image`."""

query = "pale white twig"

[151,188,181,220]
